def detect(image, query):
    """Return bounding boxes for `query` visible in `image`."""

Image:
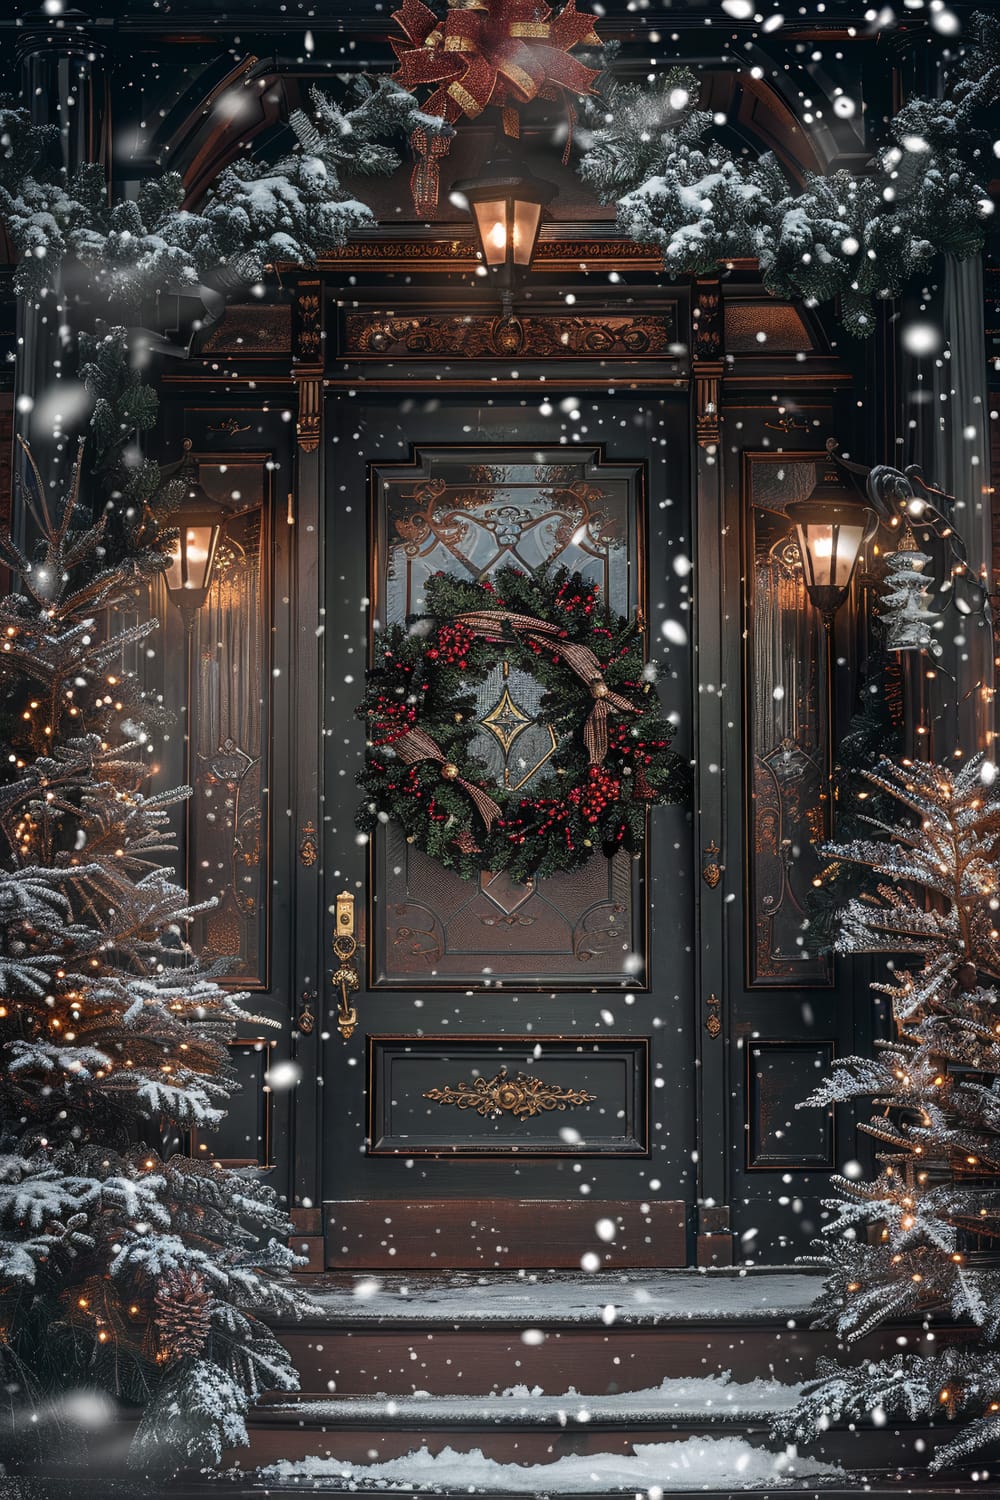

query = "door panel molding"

[368,1035,649,1157]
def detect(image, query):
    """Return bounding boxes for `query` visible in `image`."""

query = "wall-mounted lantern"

[164,441,228,630]
[456,148,555,293]
[786,450,877,632]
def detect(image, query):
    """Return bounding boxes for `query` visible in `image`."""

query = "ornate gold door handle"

[332,891,360,1041]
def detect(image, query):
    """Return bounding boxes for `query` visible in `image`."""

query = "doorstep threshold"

[284,1268,826,1328]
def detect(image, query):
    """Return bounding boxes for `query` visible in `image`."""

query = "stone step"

[241,1269,986,1494]
[276,1317,944,1395]
[275,1269,951,1396]
[279,1267,829,1331]
[241,1389,952,1470]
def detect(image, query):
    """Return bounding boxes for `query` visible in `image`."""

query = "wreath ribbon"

[391,722,504,831]
[391,0,600,214]
[453,607,636,764]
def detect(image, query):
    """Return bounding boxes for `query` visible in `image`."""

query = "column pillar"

[691,276,734,1266]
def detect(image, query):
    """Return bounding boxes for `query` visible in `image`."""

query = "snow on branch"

[579,13,999,335]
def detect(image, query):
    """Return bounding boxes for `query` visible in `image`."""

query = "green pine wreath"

[356,566,686,881]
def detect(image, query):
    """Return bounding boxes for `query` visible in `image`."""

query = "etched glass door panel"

[371,446,645,988]
[744,456,833,987]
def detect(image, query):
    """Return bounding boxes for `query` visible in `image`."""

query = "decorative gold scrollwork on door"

[424,1068,596,1118]
[332,891,360,1041]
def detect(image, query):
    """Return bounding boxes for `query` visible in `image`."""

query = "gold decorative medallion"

[705,992,722,1039]
[424,1068,595,1119]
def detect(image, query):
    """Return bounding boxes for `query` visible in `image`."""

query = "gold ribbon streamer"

[392,723,504,831]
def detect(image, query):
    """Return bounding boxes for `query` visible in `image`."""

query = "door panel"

[322,396,695,1262]
[371,444,644,989]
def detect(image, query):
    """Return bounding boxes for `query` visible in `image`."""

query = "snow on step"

[298,1269,823,1327]
[270,1372,804,1425]
[258,1436,842,1492]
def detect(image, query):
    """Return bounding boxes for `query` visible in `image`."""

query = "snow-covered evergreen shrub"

[777,756,1000,1471]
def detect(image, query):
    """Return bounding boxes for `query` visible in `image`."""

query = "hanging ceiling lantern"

[456,149,556,281]
[164,441,228,619]
[785,454,876,623]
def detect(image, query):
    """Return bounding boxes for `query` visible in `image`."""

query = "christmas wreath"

[356,566,685,881]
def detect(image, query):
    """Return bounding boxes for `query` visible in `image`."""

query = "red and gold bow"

[391,0,601,214]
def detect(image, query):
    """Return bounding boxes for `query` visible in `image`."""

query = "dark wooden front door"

[320,395,696,1267]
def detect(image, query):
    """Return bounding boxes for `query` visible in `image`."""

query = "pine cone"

[154,1269,212,1361]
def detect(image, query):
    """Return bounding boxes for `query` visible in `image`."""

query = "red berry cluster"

[609,720,670,768]
[554,578,600,616]
[568,765,622,823]
[427,621,477,668]
[369,697,417,746]
[499,796,572,846]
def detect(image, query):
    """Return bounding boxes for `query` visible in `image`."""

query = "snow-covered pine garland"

[0,76,444,306]
[5,19,995,336]
[578,11,1000,336]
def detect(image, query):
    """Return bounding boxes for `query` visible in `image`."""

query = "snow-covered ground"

[297,1270,823,1327]
[270,1371,804,1424]
[258,1436,842,1492]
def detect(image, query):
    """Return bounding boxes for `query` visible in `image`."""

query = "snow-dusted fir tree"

[0,434,311,1473]
[777,756,1000,1470]
[880,524,942,655]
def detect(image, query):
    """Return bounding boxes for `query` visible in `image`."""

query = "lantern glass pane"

[511,200,542,266]
[793,523,829,589]
[832,523,865,587]
[165,537,184,594]
[472,199,509,265]
[167,524,217,593]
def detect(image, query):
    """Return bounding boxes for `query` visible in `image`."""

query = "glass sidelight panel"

[186,462,271,986]
[744,455,833,987]
[370,446,647,988]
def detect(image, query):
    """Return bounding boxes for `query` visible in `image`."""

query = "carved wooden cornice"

[317,236,669,274]
[342,310,678,361]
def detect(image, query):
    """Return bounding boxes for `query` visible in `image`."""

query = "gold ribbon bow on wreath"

[391,0,601,214]
[385,605,637,833]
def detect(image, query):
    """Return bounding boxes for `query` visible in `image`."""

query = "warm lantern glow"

[163,441,229,621]
[785,450,876,622]
[165,524,219,597]
[457,152,554,283]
